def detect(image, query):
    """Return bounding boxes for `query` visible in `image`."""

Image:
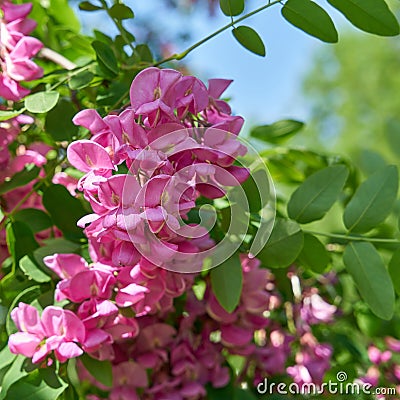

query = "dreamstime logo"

[121,127,276,273]
[256,372,398,396]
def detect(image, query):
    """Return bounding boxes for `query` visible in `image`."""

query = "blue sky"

[75,1,352,129]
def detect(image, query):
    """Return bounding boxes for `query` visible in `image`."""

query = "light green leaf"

[232,26,266,57]
[0,356,28,400]
[210,253,243,313]
[0,346,16,371]
[19,256,51,283]
[287,164,349,223]
[343,165,398,233]
[327,0,399,36]
[219,0,244,16]
[257,218,304,268]
[0,110,23,122]
[0,164,40,195]
[282,0,338,43]
[80,354,113,387]
[343,242,394,320]
[24,91,59,113]
[250,120,304,144]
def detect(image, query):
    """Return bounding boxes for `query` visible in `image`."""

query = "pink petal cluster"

[67,67,248,274]
[0,1,43,100]
[9,303,85,363]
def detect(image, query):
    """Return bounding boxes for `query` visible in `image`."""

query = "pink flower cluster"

[67,67,248,271]
[0,1,43,101]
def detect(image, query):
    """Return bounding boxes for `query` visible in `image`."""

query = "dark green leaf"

[33,238,81,268]
[257,218,304,268]
[109,3,134,20]
[13,209,52,233]
[241,168,271,214]
[42,185,87,241]
[219,0,244,16]
[232,26,266,57]
[343,165,398,233]
[389,248,400,296]
[24,91,59,114]
[79,1,102,11]
[298,234,330,273]
[250,119,304,144]
[327,0,399,36]
[282,0,338,43]
[0,164,40,195]
[210,253,243,313]
[19,256,51,283]
[287,164,349,224]
[46,99,79,141]
[69,71,94,90]
[80,354,113,387]
[233,388,258,400]
[6,221,39,265]
[0,110,23,122]
[135,44,153,63]
[343,242,395,320]
[92,40,119,76]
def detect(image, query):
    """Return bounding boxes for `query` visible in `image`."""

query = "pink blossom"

[9,303,85,364]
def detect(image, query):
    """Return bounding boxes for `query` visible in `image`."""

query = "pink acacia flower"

[0,1,43,101]
[9,303,85,363]
[300,290,337,325]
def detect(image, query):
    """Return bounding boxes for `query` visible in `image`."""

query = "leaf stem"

[303,230,400,244]
[153,0,282,66]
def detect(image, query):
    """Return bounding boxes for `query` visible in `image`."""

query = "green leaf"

[0,164,40,195]
[210,253,243,313]
[92,40,119,76]
[344,242,394,320]
[219,0,244,16]
[327,0,399,37]
[19,255,51,283]
[5,371,68,400]
[232,26,266,57]
[0,110,23,122]
[0,356,28,400]
[0,346,16,371]
[257,218,304,268]
[69,71,94,90]
[343,165,398,233]
[298,234,330,273]
[33,238,81,268]
[79,1,102,11]
[135,44,153,63]
[241,168,271,214]
[13,209,52,233]
[42,185,87,241]
[281,0,338,43]
[6,286,41,335]
[389,248,400,296]
[46,99,79,141]
[6,221,39,265]
[250,120,304,144]
[80,354,113,387]
[287,164,349,224]
[233,388,258,400]
[24,91,59,114]
[109,3,134,20]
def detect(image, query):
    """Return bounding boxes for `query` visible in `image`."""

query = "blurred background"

[72,0,400,168]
